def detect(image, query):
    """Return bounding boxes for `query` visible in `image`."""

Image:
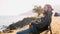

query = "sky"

[0,0,60,16]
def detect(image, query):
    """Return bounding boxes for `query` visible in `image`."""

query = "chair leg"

[50,27,52,34]
[49,26,52,34]
[44,30,49,34]
[44,25,52,34]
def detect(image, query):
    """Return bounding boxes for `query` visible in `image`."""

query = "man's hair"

[44,4,53,10]
[43,4,53,15]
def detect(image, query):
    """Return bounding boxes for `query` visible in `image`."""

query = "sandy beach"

[0,16,60,34]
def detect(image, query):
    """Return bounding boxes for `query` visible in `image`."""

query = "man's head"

[43,4,53,12]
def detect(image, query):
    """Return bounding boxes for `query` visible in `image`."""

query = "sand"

[0,16,60,34]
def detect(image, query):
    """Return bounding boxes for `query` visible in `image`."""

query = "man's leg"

[16,29,40,34]
[16,29,30,34]
[29,25,40,34]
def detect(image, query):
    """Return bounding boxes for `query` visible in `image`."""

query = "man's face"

[44,5,53,12]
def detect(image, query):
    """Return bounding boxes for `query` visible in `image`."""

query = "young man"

[16,4,53,34]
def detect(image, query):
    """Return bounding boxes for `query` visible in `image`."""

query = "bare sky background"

[0,0,60,16]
